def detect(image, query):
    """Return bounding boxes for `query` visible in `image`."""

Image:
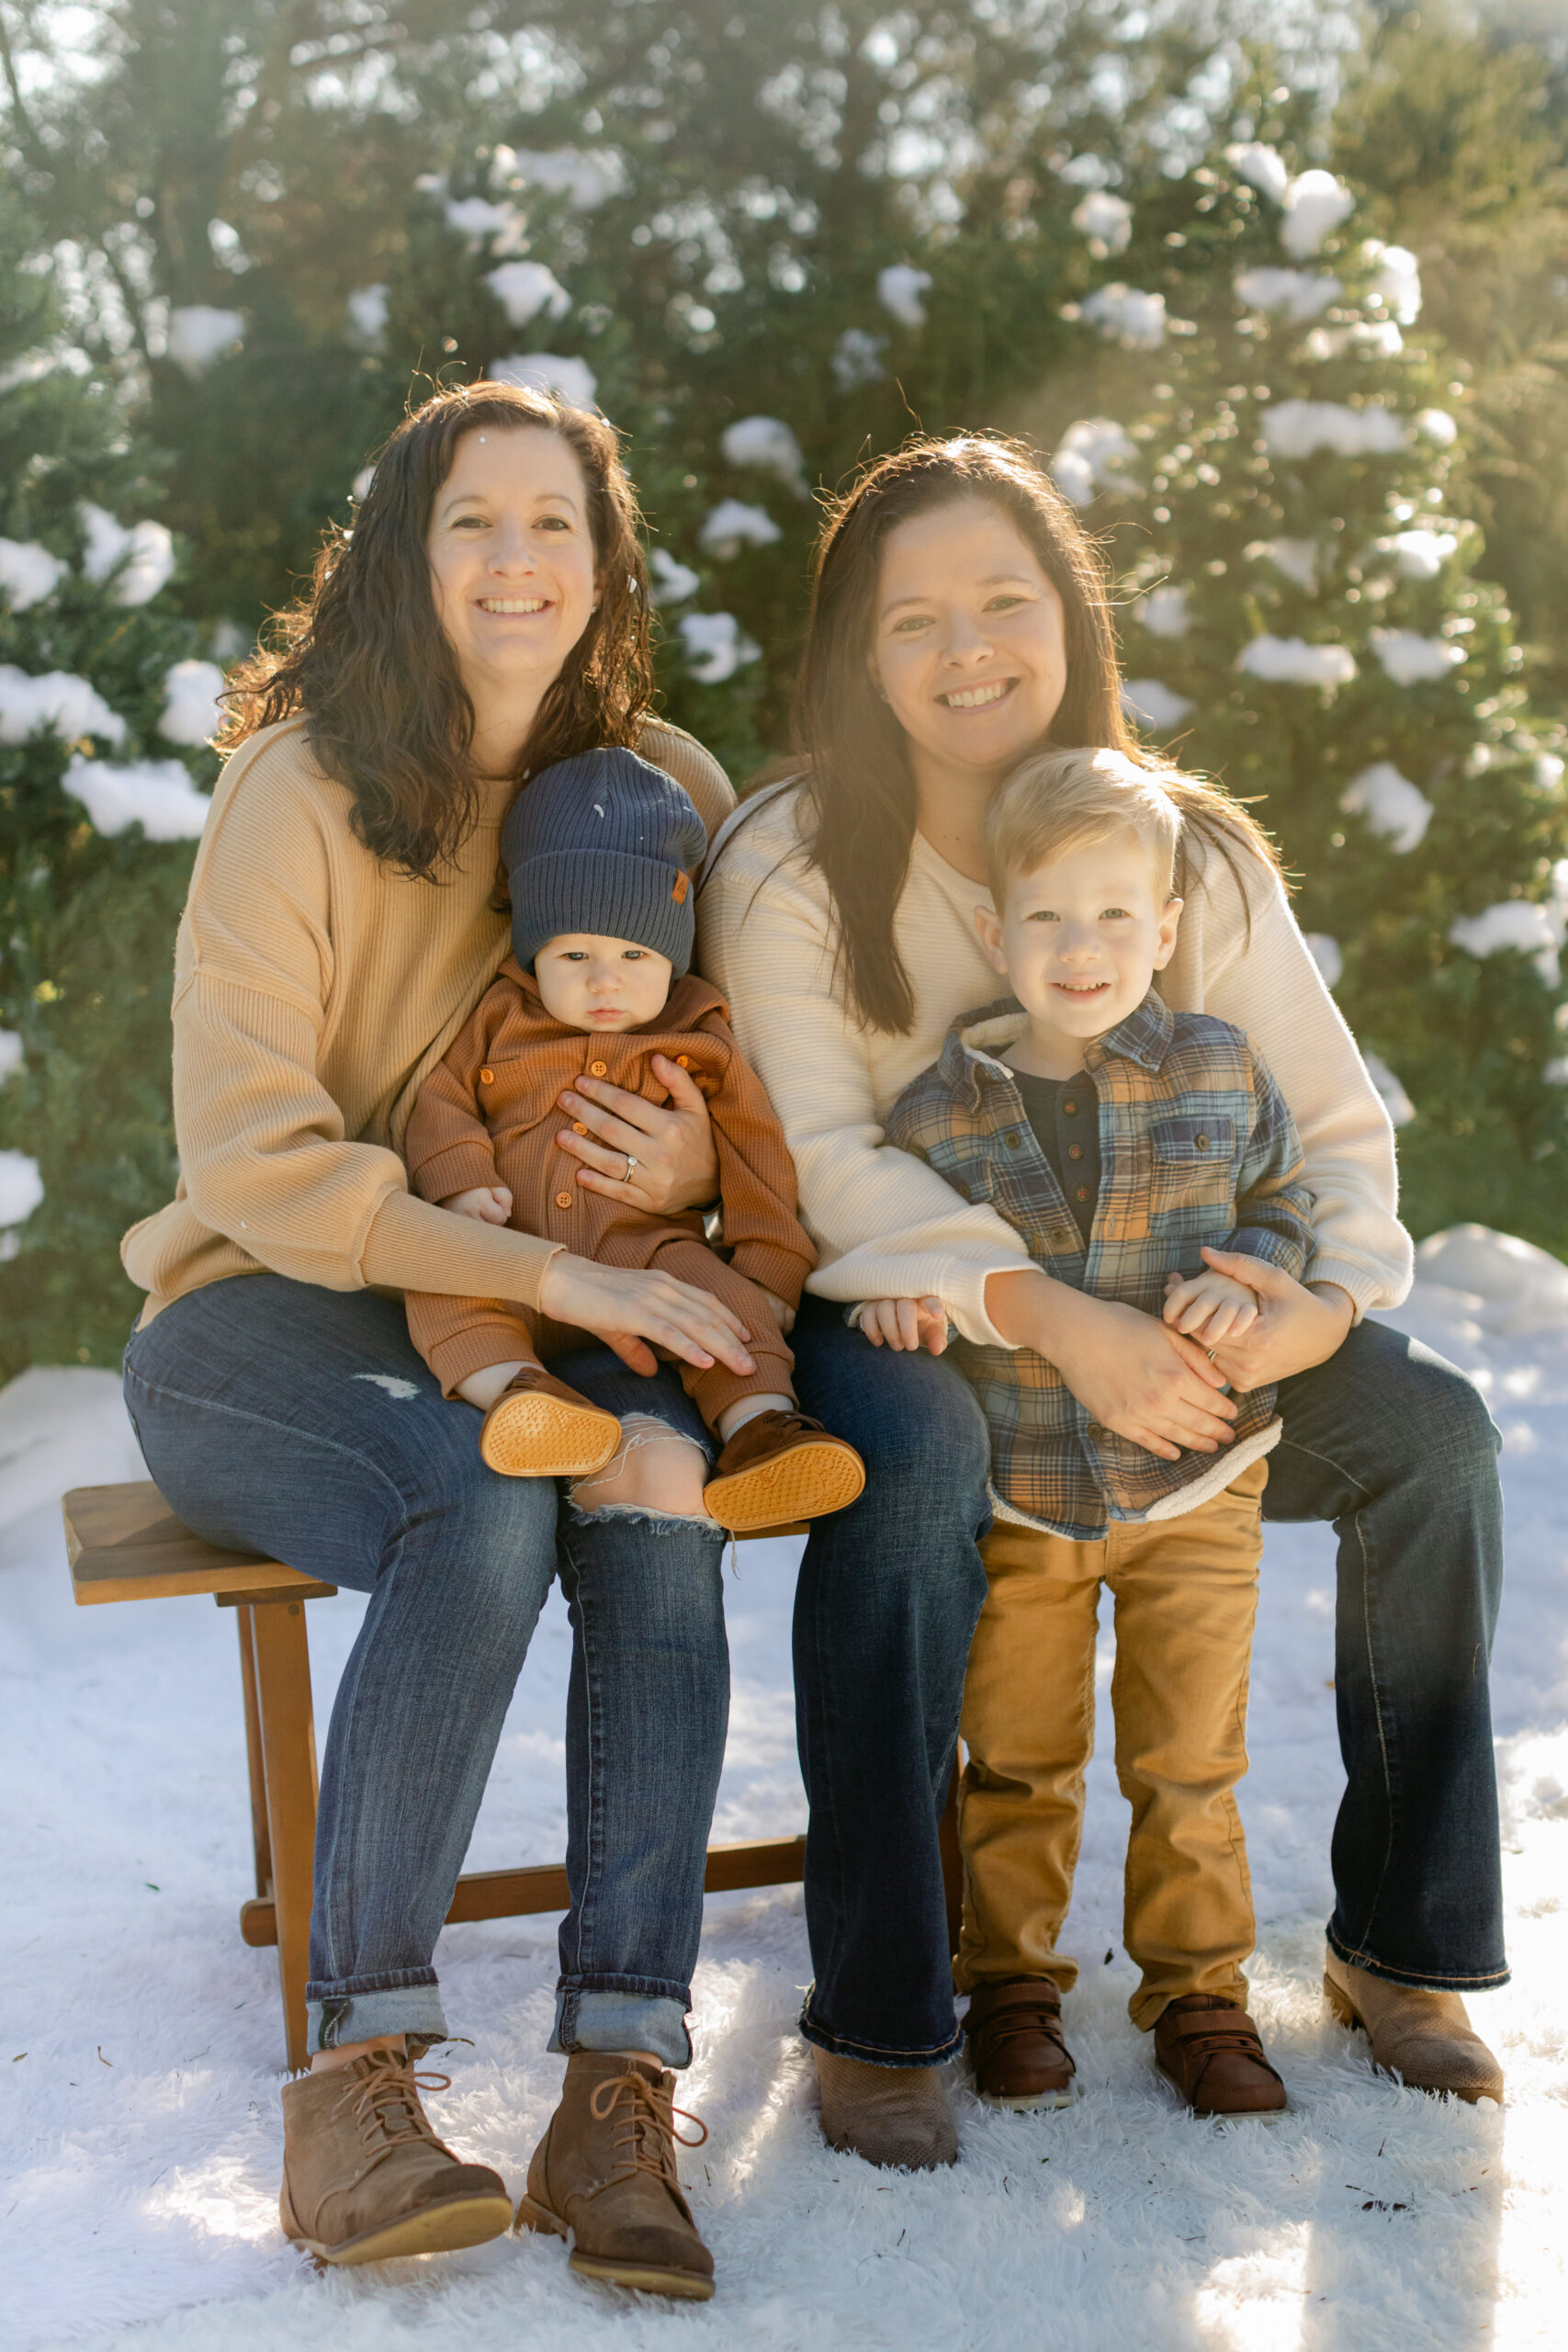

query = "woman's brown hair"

[220,379,653,879]
[789,433,1281,1035]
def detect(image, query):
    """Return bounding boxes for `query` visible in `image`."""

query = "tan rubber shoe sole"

[282,2183,513,2267]
[479,1390,621,1479]
[516,2192,716,2301]
[703,1435,865,1532]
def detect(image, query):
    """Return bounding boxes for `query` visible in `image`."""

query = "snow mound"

[0,664,124,745]
[1303,933,1342,988]
[1072,191,1132,254]
[1236,637,1357,687]
[489,353,596,411]
[63,754,212,841]
[648,548,700,605]
[831,327,886,390]
[1340,762,1433,854]
[1414,1225,1568,1335]
[1121,679,1194,731]
[0,536,66,611]
[1225,141,1290,202]
[877,266,931,329]
[165,305,244,379]
[679,611,761,684]
[1080,284,1166,349]
[1135,585,1189,639]
[1234,267,1341,322]
[78,503,176,606]
[0,1146,42,1229]
[1052,418,1137,507]
[158,660,224,748]
[1262,400,1404,460]
[485,262,570,329]
[721,415,807,492]
[699,500,781,557]
[1371,628,1465,685]
[1280,170,1355,260]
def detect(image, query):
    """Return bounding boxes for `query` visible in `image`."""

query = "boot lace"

[340,2055,457,2171]
[588,2069,708,2196]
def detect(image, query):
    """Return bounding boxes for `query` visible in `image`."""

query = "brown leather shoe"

[1154,1994,1287,2120]
[965,1978,1077,2111]
[479,1364,622,1478]
[702,1409,864,1532]
[1324,1946,1504,2103]
[516,2052,715,2301]
[812,2047,958,2169]
[279,2052,513,2265]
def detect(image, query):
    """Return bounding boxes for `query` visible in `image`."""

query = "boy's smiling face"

[534,933,674,1033]
[976,827,1182,1074]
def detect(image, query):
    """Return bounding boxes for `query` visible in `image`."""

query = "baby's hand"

[859,1296,950,1356]
[442,1184,513,1226]
[760,1289,797,1335]
[1162,1266,1258,1344]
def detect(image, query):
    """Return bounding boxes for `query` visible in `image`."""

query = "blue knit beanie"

[502,747,709,976]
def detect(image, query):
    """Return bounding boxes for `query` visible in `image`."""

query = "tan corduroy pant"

[954,1456,1268,2030]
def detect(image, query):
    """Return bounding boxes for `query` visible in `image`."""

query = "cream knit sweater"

[122,716,735,1322]
[698,781,1413,1350]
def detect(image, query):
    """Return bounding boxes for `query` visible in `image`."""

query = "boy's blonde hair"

[984,746,1184,906]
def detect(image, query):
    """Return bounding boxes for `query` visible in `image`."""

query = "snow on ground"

[3,1280,1567,2352]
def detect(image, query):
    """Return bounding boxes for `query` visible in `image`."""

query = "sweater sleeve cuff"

[361,1188,562,1309]
[1303,1252,1404,1324]
[727,1240,814,1305]
[423,1316,539,1400]
[806,1250,1029,1350]
[409,1141,503,1206]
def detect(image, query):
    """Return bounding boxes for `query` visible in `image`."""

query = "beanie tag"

[671,870,690,904]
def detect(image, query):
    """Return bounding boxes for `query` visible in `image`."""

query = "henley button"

[1068,1143,1083,1160]
[555,1192,573,1209]
[1076,1186,1090,1203]
[1063,1099,1077,1115]
[589,1060,608,1078]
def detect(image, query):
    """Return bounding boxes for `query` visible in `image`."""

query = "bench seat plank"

[63,1481,326,1606]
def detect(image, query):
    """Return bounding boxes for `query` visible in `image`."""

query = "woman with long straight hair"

[701,434,1506,2166]
[121,381,749,2297]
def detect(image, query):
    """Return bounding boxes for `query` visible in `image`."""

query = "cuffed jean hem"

[550,1983,693,2070]
[797,1994,964,2069]
[307,1984,450,2053]
[1325,1917,1511,1994]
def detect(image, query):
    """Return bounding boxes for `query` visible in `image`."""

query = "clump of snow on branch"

[1072,191,1132,255]
[1417,408,1459,446]
[1051,418,1137,506]
[1262,401,1404,460]
[444,196,526,253]
[78,504,175,606]
[648,549,700,605]
[877,266,932,329]
[158,660,225,748]
[1280,171,1355,260]
[1362,1051,1416,1126]
[489,353,597,410]
[0,1030,22,1083]
[1226,143,1290,203]
[678,611,760,684]
[345,285,388,345]
[1371,629,1465,685]
[1371,527,1458,581]
[1304,933,1343,989]
[721,415,807,494]
[486,262,570,328]
[1449,900,1562,987]
[164,305,243,379]
[1135,586,1190,639]
[1080,285,1167,349]
[1234,267,1342,322]
[502,147,626,210]
[1247,537,1320,592]
[832,328,886,390]
[0,1148,43,1231]
[698,502,781,558]
[62,754,211,841]
[1340,762,1434,853]
[1236,637,1357,688]
[1363,242,1422,324]
[0,538,66,612]
[1121,679,1194,731]
[0,666,124,745]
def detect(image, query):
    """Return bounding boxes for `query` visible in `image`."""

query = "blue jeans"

[785,1297,1507,2068]
[122,1275,728,2066]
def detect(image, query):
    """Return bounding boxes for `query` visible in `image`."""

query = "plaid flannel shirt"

[885,989,1314,1540]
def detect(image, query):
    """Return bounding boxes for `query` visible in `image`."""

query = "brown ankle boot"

[1324,1947,1503,2103]
[1154,1994,1287,2120]
[702,1409,864,1532]
[479,1364,622,1477]
[279,2052,513,2264]
[812,2047,958,2170]
[516,2052,715,2301]
[965,1978,1077,2111]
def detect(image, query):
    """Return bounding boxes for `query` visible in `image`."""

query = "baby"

[402,746,863,1533]
[868,746,1315,2119]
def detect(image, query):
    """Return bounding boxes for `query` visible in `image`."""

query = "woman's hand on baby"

[442,1184,513,1226]
[1162,1266,1258,1344]
[536,1253,757,1381]
[859,1296,949,1354]
[554,1054,719,1215]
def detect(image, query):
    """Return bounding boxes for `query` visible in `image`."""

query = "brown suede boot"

[812,2047,958,2170]
[702,1409,864,1532]
[1154,1994,1288,2120]
[516,2053,715,2301]
[1324,1946,1504,2104]
[965,1978,1077,2111]
[279,2052,513,2264]
[479,1364,622,1478]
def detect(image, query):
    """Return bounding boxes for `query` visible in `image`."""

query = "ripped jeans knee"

[568,1413,713,1529]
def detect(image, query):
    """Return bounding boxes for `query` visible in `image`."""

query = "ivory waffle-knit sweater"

[121,716,735,1322]
[697,781,1413,1350]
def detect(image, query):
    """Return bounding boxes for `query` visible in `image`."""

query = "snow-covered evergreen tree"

[0,193,217,1377]
[1053,133,1568,1250]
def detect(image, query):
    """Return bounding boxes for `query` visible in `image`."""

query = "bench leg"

[234,1611,273,1899]
[245,1599,320,2073]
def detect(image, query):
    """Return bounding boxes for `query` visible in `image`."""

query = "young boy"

[868,747,1315,2120]
[401,745,863,1533]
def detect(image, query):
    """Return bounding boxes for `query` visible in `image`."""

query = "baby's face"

[978,828,1181,1046]
[534,933,674,1032]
